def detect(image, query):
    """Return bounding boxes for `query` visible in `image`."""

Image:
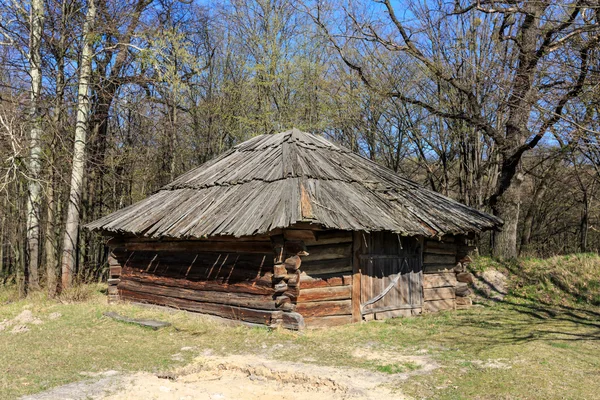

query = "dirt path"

[22,354,415,400]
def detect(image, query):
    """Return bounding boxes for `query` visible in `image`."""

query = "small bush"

[58,283,105,303]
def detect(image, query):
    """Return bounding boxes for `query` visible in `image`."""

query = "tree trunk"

[0,195,6,278]
[61,0,96,290]
[581,191,589,253]
[492,169,523,260]
[45,176,57,296]
[25,0,45,291]
[520,177,549,254]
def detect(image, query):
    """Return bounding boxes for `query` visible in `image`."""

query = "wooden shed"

[87,129,501,329]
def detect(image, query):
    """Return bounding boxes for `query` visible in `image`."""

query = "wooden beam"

[119,289,283,325]
[422,272,458,288]
[304,315,352,328]
[423,287,456,302]
[351,232,362,323]
[297,285,351,303]
[296,300,352,318]
[123,240,273,254]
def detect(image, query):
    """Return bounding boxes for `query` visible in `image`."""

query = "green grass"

[472,253,600,307]
[1,254,600,399]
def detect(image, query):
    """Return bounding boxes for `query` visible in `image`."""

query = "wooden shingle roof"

[87,129,502,238]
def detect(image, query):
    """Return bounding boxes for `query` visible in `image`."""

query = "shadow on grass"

[445,298,600,352]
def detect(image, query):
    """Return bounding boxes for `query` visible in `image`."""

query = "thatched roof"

[87,129,502,238]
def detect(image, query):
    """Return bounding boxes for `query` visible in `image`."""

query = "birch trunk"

[25,0,44,291]
[60,0,96,290]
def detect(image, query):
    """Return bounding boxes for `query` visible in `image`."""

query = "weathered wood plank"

[304,231,353,247]
[352,231,362,323]
[103,311,171,330]
[118,279,279,310]
[116,252,273,283]
[423,287,455,301]
[423,264,455,274]
[121,267,274,295]
[297,285,351,303]
[423,253,457,265]
[304,315,352,328]
[301,258,352,275]
[295,300,352,318]
[123,241,273,254]
[301,243,352,262]
[422,272,458,288]
[119,289,282,325]
[299,274,345,289]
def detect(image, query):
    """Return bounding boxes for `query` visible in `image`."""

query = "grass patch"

[375,362,420,374]
[472,253,600,308]
[1,255,600,399]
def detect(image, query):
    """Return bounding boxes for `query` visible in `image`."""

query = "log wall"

[422,235,472,313]
[107,235,302,329]
[106,230,475,329]
[285,229,354,328]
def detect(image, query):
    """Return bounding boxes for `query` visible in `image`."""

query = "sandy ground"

[21,352,431,400]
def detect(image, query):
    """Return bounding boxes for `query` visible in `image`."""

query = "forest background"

[1,0,599,295]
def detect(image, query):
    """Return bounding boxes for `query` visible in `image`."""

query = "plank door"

[355,232,423,319]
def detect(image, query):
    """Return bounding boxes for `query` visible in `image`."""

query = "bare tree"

[24,0,44,290]
[310,0,600,258]
[61,0,96,289]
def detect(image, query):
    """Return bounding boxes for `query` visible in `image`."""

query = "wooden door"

[354,232,423,320]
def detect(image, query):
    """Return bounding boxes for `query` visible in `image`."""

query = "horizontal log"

[302,243,352,262]
[423,264,455,274]
[107,278,120,285]
[119,289,282,325]
[422,272,457,289]
[118,279,279,310]
[296,300,352,318]
[122,241,274,254]
[423,287,455,302]
[299,275,345,289]
[297,285,351,303]
[109,266,122,276]
[108,286,119,295]
[424,240,458,254]
[116,253,273,283]
[121,267,274,295]
[108,257,121,266]
[301,258,352,275]
[423,253,457,265]
[304,315,352,328]
[423,298,455,313]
